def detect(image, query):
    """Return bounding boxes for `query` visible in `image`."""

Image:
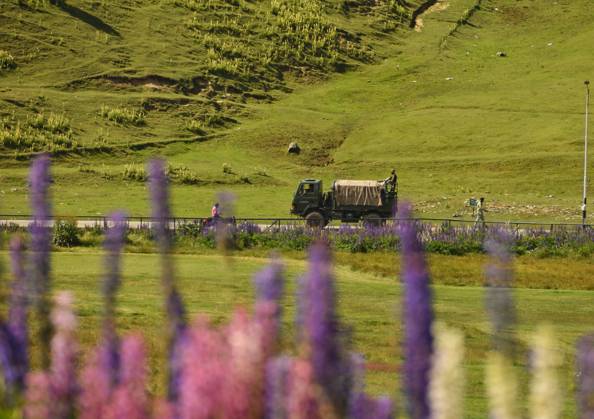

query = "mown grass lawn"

[2,249,592,418]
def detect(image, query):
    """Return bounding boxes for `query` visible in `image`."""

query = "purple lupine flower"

[148,159,187,402]
[254,257,284,304]
[28,154,53,368]
[484,233,516,356]
[265,356,292,419]
[577,334,594,419]
[78,346,112,419]
[7,236,29,391]
[254,257,285,355]
[299,242,353,415]
[101,211,127,385]
[104,334,149,419]
[350,393,394,419]
[0,323,24,397]
[398,203,434,419]
[50,292,78,419]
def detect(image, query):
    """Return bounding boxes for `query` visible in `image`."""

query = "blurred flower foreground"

[0,155,592,419]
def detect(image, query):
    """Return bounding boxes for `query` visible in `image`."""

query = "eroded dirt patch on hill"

[414,1,450,32]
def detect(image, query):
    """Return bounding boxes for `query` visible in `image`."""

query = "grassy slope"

[1,250,591,417]
[0,0,592,222]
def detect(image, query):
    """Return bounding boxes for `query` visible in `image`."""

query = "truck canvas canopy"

[332,180,384,206]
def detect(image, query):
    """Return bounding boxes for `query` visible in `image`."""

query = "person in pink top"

[211,202,220,219]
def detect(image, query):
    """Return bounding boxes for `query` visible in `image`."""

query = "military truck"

[290,175,397,227]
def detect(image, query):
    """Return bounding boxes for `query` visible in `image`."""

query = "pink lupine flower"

[50,292,78,419]
[78,346,112,419]
[223,308,266,418]
[104,334,149,419]
[153,398,176,419]
[24,372,52,419]
[180,317,228,419]
[287,358,322,419]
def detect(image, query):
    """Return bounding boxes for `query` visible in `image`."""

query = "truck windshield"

[298,183,314,196]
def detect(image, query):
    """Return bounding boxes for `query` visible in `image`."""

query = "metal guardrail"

[0,214,591,232]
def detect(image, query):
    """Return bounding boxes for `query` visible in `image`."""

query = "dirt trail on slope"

[414,1,450,32]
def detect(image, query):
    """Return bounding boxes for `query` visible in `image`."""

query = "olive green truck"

[290,176,398,227]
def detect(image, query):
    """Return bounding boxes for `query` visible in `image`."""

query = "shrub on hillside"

[122,163,147,181]
[0,114,76,152]
[0,50,16,71]
[99,105,145,126]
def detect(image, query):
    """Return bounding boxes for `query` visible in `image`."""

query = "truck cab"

[291,179,324,218]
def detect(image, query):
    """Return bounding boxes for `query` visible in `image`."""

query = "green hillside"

[0,0,592,221]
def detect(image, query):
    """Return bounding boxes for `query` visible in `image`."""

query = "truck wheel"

[305,211,325,228]
[362,213,383,227]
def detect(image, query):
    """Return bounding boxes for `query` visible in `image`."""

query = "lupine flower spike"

[348,353,395,419]
[101,211,128,385]
[530,325,562,419]
[254,257,284,357]
[486,351,519,419]
[4,236,29,394]
[577,334,594,419]
[50,292,78,419]
[429,322,465,419]
[104,334,149,419]
[300,242,353,415]
[485,233,516,356]
[398,203,434,419]
[28,154,53,367]
[148,159,187,403]
[265,356,292,419]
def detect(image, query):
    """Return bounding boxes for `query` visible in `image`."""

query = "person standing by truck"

[385,169,398,193]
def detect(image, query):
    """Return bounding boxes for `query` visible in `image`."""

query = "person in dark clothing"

[385,169,398,193]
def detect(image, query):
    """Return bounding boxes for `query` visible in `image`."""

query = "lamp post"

[583,80,590,226]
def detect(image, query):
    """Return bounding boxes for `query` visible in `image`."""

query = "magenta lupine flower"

[179,317,227,419]
[50,292,78,419]
[28,154,53,367]
[398,204,434,419]
[148,159,187,402]
[265,356,292,419]
[101,211,127,385]
[78,347,112,419]
[24,372,53,419]
[484,233,516,355]
[577,334,594,418]
[300,242,353,415]
[104,334,149,419]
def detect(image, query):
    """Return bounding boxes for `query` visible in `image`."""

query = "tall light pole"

[583,80,590,226]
